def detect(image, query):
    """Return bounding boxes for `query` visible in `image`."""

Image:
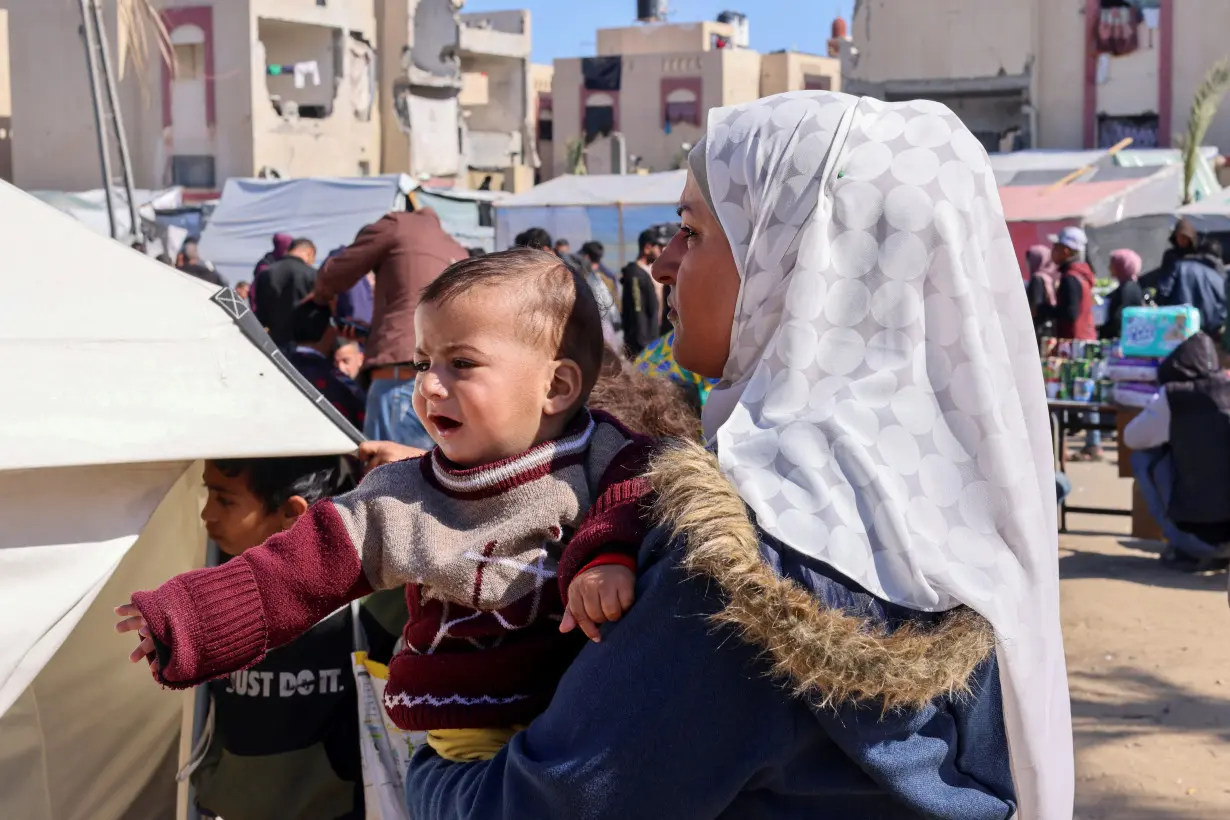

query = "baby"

[116,248,654,762]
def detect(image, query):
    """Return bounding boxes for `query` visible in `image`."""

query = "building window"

[171,154,216,189]
[584,92,616,143]
[173,41,204,80]
[538,110,554,142]
[664,88,699,126]
[1099,114,1159,149]
[804,74,832,91]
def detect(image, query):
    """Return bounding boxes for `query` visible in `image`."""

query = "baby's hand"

[114,603,157,667]
[561,564,636,643]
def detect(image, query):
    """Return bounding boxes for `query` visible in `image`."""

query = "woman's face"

[653,172,741,379]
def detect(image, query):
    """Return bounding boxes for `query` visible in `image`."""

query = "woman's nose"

[652,234,683,285]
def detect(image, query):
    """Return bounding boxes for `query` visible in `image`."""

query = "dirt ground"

[1061,456,1230,819]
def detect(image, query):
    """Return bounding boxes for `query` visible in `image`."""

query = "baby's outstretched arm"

[116,493,377,687]
[561,562,636,642]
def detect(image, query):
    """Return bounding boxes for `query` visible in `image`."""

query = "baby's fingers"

[574,596,603,642]
[599,585,625,622]
[128,636,155,664]
[115,614,147,635]
[617,577,636,611]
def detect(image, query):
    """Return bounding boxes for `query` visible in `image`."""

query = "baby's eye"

[452,358,476,369]
[411,360,430,373]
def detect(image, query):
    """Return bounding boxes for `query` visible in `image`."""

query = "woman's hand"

[114,603,157,666]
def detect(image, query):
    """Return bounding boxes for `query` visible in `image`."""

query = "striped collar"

[429,412,595,495]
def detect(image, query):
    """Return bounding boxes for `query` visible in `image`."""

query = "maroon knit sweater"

[132,410,653,731]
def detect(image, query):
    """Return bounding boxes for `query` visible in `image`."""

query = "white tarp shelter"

[494,171,686,266]
[0,180,357,820]
[198,176,497,284]
[28,187,185,241]
[1179,184,1230,233]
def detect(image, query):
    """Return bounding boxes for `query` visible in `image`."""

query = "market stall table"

[1048,399,1130,532]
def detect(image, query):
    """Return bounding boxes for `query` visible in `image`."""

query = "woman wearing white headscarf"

[407,92,1071,820]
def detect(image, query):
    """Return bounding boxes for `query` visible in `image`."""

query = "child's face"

[201,462,294,556]
[412,287,573,466]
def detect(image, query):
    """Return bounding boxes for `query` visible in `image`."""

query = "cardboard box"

[1131,479,1164,541]
[1116,406,1141,478]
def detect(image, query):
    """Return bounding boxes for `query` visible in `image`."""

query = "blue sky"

[460,0,856,65]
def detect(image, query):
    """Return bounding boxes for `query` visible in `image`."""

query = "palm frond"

[113,0,174,105]
[1181,58,1230,204]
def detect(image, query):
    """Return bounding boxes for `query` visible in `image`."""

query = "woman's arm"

[405,539,780,820]
[407,536,1016,820]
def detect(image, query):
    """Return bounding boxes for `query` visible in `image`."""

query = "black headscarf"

[1158,331,1221,385]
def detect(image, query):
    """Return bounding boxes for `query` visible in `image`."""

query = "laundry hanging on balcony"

[1095,5,1142,56]
[266,60,321,88]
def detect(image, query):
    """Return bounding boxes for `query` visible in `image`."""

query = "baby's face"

[412,288,558,466]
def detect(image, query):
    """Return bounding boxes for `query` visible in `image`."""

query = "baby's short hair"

[420,247,605,397]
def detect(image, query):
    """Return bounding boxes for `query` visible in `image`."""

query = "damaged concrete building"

[0,0,381,195]
[0,0,536,195]
[379,0,536,191]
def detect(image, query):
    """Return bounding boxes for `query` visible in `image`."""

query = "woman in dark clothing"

[1025,244,1058,338]
[407,92,1070,820]
[1101,248,1145,340]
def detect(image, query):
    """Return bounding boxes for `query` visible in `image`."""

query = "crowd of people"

[117,91,1083,820]
[1024,216,1230,575]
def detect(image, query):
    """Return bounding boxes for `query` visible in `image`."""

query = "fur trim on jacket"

[648,440,996,712]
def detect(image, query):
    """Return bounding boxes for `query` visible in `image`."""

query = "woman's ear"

[544,359,584,417]
[279,495,310,530]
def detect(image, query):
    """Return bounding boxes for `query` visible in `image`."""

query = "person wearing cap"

[620,228,665,357]
[1050,226,1098,342]
[1051,227,1103,460]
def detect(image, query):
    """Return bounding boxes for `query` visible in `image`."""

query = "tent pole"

[89,0,141,243]
[78,0,117,240]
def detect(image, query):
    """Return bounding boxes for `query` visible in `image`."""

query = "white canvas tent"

[198,175,497,284]
[494,171,686,267]
[0,180,358,820]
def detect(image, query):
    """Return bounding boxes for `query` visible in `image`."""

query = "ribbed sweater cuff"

[132,558,268,689]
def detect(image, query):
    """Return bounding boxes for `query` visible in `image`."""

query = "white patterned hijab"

[692,91,1072,820]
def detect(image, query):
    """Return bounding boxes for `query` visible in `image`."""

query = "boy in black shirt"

[188,457,406,820]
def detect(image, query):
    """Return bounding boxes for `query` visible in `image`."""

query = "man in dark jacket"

[250,232,293,311]
[1155,236,1226,339]
[178,236,226,287]
[254,237,317,352]
[620,229,665,357]
[1126,331,1230,571]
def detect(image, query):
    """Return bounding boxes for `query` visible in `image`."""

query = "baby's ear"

[545,359,584,416]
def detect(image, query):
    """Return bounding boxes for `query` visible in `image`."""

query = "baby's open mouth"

[430,414,462,433]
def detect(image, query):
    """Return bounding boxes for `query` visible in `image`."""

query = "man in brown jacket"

[313,208,467,447]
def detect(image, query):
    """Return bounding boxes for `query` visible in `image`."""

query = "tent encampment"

[1000,165,1183,278]
[198,176,496,284]
[494,171,686,266]
[0,180,359,820]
